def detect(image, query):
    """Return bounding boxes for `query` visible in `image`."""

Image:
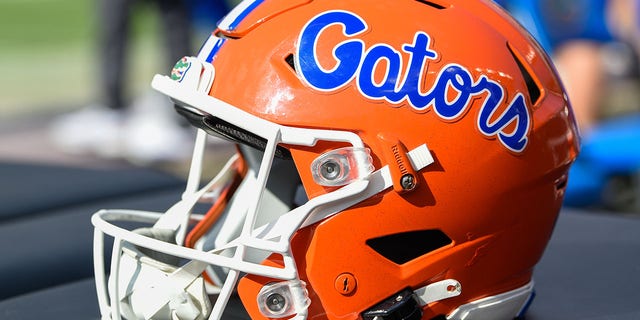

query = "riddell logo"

[295,10,531,153]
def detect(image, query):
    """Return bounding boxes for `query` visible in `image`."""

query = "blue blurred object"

[565,115,640,208]
[494,0,613,53]
[188,0,232,33]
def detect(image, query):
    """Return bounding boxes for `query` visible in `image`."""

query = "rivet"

[400,174,416,190]
[334,273,357,295]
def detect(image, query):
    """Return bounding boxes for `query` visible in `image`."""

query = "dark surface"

[0,162,184,221]
[527,209,640,320]
[0,161,184,299]
[1,162,639,319]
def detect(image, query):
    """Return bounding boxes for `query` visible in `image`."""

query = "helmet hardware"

[334,273,357,296]
[362,288,422,320]
[257,280,311,319]
[311,147,374,187]
[400,174,416,191]
[377,133,422,193]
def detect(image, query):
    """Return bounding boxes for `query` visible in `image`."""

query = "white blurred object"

[49,91,195,164]
[124,91,194,164]
[49,104,125,158]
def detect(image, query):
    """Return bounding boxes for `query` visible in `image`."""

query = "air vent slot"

[214,30,241,40]
[555,174,568,191]
[508,43,542,106]
[414,0,447,9]
[366,229,452,265]
[285,53,296,72]
[174,104,292,159]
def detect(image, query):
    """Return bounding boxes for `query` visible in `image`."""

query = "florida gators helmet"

[92,0,579,319]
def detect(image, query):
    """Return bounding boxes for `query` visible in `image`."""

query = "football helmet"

[92,0,580,319]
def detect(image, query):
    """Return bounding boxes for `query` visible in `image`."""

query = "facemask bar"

[92,70,436,320]
[158,73,372,320]
[92,73,371,320]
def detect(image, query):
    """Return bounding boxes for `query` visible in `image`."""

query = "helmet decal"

[296,10,531,152]
[170,57,192,82]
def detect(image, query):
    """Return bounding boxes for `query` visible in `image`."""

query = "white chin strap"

[113,229,212,320]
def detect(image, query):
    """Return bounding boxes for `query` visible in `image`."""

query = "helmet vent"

[414,0,447,10]
[285,53,297,72]
[174,104,292,159]
[555,174,568,191]
[508,43,542,106]
[203,115,293,159]
[214,30,241,40]
[366,229,452,265]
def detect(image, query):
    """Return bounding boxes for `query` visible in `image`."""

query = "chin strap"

[115,241,212,320]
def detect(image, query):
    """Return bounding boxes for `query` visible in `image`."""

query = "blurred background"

[0,0,236,169]
[0,0,639,209]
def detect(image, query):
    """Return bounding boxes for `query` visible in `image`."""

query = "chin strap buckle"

[377,133,435,193]
[362,280,461,320]
[362,288,422,320]
[414,279,462,306]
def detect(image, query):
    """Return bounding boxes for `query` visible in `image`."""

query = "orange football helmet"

[92,0,579,319]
